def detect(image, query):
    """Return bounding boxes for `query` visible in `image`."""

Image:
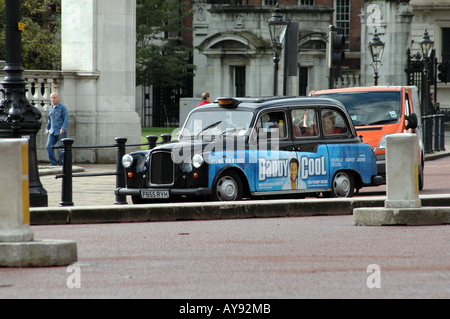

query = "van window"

[405,92,411,116]
[315,91,401,126]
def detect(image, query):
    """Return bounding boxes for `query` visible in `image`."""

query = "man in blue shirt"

[45,93,70,165]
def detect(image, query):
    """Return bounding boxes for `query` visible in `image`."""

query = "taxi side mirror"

[406,113,418,130]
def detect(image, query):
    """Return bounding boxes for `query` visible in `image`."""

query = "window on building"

[299,0,314,5]
[235,66,246,97]
[264,0,278,6]
[334,0,350,50]
[298,67,308,96]
[442,28,450,63]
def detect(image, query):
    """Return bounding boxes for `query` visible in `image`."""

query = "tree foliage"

[136,0,195,88]
[0,0,61,70]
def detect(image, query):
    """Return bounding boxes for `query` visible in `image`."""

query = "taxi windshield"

[315,91,401,126]
[181,109,254,139]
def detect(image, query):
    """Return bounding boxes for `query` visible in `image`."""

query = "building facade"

[191,0,364,102]
[409,0,450,110]
[178,0,450,124]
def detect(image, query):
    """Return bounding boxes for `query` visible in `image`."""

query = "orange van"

[310,86,424,189]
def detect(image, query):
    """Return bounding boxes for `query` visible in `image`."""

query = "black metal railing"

[422,113,445,154]
[440,107,450,122]
[53,134,172,207]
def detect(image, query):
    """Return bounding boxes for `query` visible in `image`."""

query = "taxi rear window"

[292,109,318,138]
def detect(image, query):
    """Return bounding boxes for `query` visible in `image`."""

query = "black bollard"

[161,133,172,144]
[60,138,74,207]
[115,137,127,204]
[146,135,158,149]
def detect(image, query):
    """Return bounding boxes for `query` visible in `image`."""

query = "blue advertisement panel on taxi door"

[256,146,329,192]
[207,143,376,193]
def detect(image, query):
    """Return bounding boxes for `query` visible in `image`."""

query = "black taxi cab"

[115,96,381,203]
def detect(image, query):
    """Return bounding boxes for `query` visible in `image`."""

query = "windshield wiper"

[196,121,222,137]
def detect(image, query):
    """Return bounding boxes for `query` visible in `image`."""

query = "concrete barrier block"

[0,139,77,266]
[0,139,34,242]
[385,134,421,208]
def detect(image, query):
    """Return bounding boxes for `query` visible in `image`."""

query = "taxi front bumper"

[115,187,212,198]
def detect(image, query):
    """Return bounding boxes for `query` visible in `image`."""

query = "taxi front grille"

[150,151,174,185]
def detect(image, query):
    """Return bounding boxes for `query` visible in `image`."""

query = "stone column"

[61,0,141,163]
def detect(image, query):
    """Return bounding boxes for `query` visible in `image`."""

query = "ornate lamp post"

[368,28,385,86]
[268,7,288,96]
[0,0,48,207]
[419,29,435,115]
[420,29,434,60]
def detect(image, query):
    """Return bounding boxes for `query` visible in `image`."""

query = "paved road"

[1,215,448,299]
[4,136,446,300]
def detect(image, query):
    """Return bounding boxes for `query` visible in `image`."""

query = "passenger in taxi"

[292,109,317,137]
[322,111,342,135]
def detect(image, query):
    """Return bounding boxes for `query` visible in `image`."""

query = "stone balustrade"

[0,69,73,163]
[335,72,361,88]
[0,69,63,110]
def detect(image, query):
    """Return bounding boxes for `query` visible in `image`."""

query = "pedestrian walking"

[45,93,69,165]
[196,91,211,107]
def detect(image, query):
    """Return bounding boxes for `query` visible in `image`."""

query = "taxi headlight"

[192,154,204,169]
[122,154,134,168]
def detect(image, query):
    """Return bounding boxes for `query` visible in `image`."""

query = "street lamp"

[368,28,385,86]
[420,29,435,114]
[0,0,48,207]
[420,29,434,60]
[268,7,288,96]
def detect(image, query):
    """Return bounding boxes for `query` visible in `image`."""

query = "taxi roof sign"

[217,97,240,109]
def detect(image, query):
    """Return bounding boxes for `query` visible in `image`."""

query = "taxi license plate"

[140,190,170,199]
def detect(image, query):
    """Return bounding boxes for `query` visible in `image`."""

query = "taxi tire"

[330,171,354,198]
[212,171,243,201]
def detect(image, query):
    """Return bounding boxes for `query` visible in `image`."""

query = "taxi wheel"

[212,171,243,201]
[330,171,354,198]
